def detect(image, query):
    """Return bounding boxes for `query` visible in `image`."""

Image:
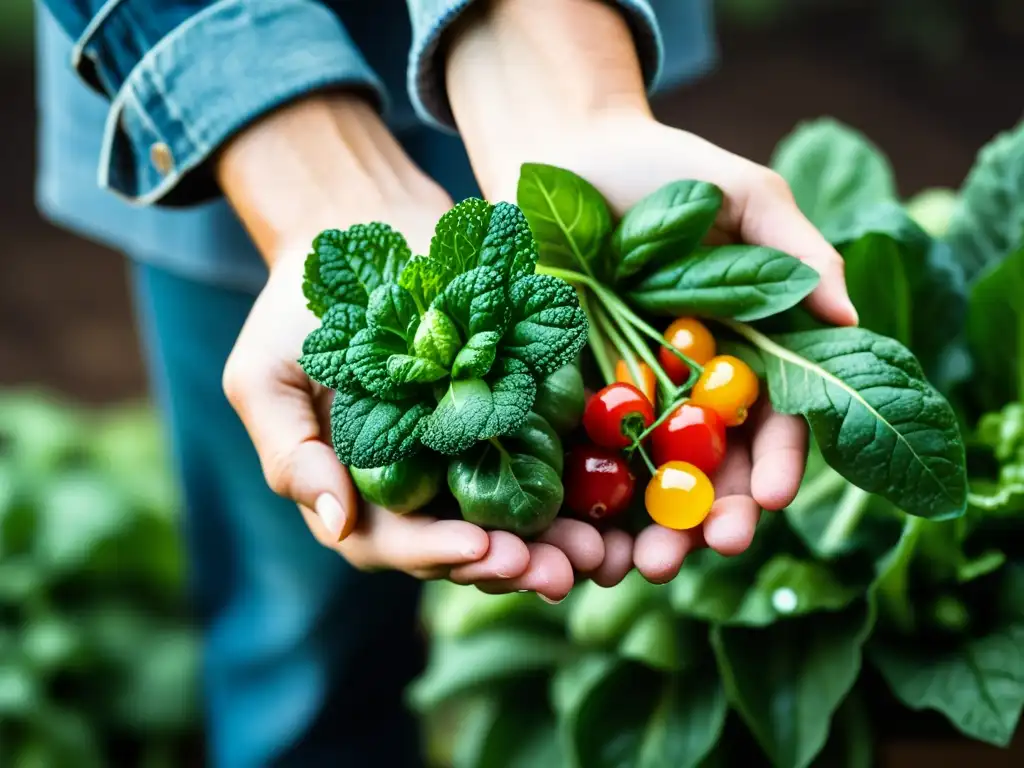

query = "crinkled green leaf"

[345,328,418,400]
[299,301,366,390]
[627,245,819,322]
[478,201,540,283]
[330,390,431,468]
[451,331,501,380]
[429,198,494,276]
[613,180,723,282]
[399,254,449,313]
[386,354,449,385]
[435,266,508,339]
[365,283,420,342]
[502,274,588,378]
[412,307,461,368]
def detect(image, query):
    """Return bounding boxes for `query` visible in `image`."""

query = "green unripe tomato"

[534,364,586,436]
[350,455,443,514]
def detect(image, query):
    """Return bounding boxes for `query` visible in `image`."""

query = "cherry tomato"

[564,445,636,521]
[651,403,727,476]
[645,461,715,530]
[689,355,760,427]
[583,382,655,449]
[615,359,657,410]
[659,318,717,385]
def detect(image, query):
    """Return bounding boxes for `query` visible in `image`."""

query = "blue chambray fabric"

[36,0,717,293]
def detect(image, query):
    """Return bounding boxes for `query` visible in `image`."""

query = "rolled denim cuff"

[406,0,664,132]
[75,0,385,205]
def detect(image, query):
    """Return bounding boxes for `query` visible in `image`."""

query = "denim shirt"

[35,0,717,292]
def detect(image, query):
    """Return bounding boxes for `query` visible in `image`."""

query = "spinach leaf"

[451,332,501,380]
[447,441,563,536]
[501,275,589,378]
[411,307,460,369]
[945,120,1024,284]
[533,363,586,436]
[966,246,1024,410]
[627,245,819,321]
[770,118,897,227]
[366,284,420,342]
[386,355,448,385]
[303,223,411,315]
[752,326,967,519]
[298,302,367,391]
[329,391,431,468]
[711,602,873,768]
[429,197,494,277]
[345,327,418,400]
[568,570,662,647]
[421,364,536,456]
[567,659,727,768]
[612,180,722,282]
[435,266,508,338]
[517,163,613,279]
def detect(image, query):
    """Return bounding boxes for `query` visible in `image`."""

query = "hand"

[216,93,630,601]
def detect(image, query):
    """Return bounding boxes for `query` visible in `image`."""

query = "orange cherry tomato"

[615,359,657,411]
[659,318,717,385]
[689,355,759,427]
[645,461,715,530]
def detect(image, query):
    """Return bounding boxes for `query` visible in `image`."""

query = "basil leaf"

[421,367,536,456]
[448,445,563,536]
[756,326,967,519]
[411,307,460,369]
[435,266,508,337]
[303,223,411,315]
[329,391,431,469]
[533,363,585,436]
[299,303,367,390]
[365,284,419,342]
[945,120,1024,284]
[502,274,589,378]
[386,354,448,385]
[517,163,613,278]
[478,201,540,283]
[451,331,501,380]
[967,246,1024,409]
[711,602,873,768]
[345,328,418,401]
[771,118,897,227]
[627,245,819,321]
[612,180,723,282]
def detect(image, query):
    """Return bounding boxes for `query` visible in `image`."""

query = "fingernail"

[845,300,860,326]
[539,594,565,605]
[315,493,347,541]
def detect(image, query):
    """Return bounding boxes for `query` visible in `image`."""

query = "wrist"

[216,92,449,268]
[445,0,651,200]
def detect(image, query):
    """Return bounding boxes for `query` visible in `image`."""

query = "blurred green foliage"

[0,392,199,767]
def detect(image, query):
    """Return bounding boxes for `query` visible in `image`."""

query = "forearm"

[216,92,448,267]
[444,0,651,198]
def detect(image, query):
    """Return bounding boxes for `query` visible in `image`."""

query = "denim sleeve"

[36,0,386,206]
[405,0,664,131]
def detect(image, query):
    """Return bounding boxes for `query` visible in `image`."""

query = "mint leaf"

[411,307,460,369]
[303,223,410,314]
[612,180,723,282]
[435,266,508,337]
[429,197,494,276]
[451,331,501,380]
[502,274,588,378]
[399,254,448,313]
[365,284,419,342]
[421,366,536,455]
[345,328,418,401]
[627,245,819,322]
[329,391,431,468]
[946,120,1024,284]
[771,118,897,227]
[967,246,1024,409]
[386,355,448,385]
[755,326,967,519]
[479,201,539,283]
[517,163,613,278]
[299,303,367,390]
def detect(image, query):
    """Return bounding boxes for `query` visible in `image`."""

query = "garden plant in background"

[0,394,198,767]
[406,116,1024,767]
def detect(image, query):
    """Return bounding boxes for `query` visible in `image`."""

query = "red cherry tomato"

[564,445,636,521]
[659,318,717,385]
[651,403,727,476]
[583,383,655,450]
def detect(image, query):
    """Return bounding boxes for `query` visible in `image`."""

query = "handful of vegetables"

[298,163,969,538]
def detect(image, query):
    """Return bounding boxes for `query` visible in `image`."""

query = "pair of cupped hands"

[223,115,859,603]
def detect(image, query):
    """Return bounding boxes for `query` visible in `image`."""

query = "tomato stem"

[631,392,689,446]
[634,441,658,475]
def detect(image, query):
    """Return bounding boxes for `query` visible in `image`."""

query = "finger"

[742,183,859,327]
[537,519,605,574]
[712,436,753,497]
[591,528,634,587]
[750,405,809,511]
[341,512,490,573]
[633,525,702,584]
[476,543,575,602]
[449,531,531,583]
[703,495,761,556]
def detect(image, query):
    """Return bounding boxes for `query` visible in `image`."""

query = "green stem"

[819,483,871,555]
[579,290,615,385]
[635,442,658,475]
[632,393,688,446]
[591,301,645,390]
[611,309,677,397]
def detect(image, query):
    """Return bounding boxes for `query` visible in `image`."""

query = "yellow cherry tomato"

[645,461,715,530]
[659,318,717,385]
[690,355,760,427]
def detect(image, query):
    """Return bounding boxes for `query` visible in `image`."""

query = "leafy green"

[349,454,443,514]
[568,571,662,646]
[502,275,589,377]
[451,332,501,379]
[503,412,564,475]
[517,163,613,279]
[627,245,820,321]
[365,283,420,341]
[386,354,448,385]
[945,120,1024,284]
[612,180,723,281]
[453,687,564,768]
[329,391,431,468]
[345,327,418,400]
[967,246,1024,409]
[753,326,967,519]
[771,117,897,227]
[411,307,461,368]
[533,363,585,436]
[435,266,509,338]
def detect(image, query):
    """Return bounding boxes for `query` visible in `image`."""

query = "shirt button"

[150,143,174,175]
